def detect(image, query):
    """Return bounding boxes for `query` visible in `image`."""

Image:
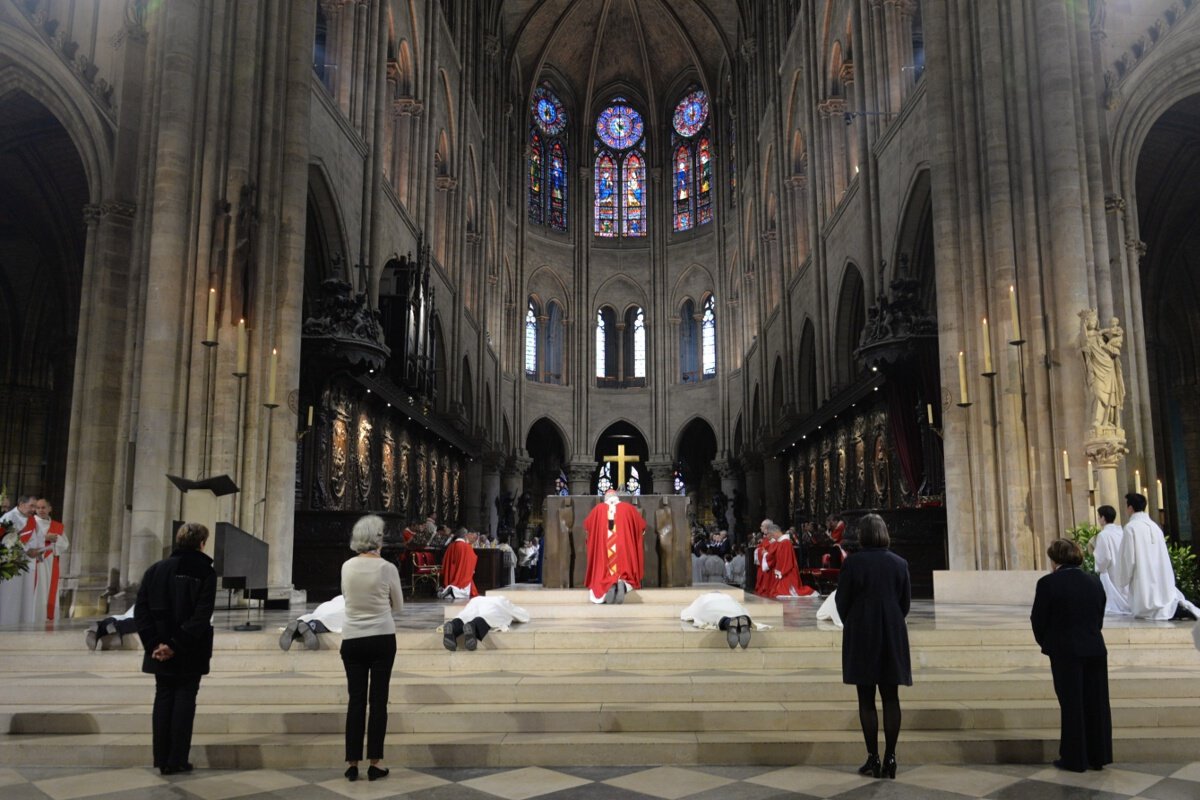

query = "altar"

[542,494,692,589]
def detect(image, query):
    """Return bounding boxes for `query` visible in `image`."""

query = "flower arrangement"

[0,519,31,583]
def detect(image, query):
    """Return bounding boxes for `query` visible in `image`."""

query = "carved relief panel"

[355,413,373,508]
[381,425,396,512]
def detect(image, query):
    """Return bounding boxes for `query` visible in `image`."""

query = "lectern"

[166,474,239,539]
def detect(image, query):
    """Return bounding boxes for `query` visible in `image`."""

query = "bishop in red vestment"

[754,537,777,599]
[583,490,646,604]
[440,530,479,599]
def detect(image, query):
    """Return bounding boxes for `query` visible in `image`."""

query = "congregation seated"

[725,545,746,587]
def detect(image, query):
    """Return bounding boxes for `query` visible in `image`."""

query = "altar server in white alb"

[0,495,43,626]
[1090,505,1130,616]
[443,594,530,651]
[679,591,768,650]
[1111,493,1199,621]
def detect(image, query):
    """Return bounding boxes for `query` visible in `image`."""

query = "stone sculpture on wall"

[397,431,411,513]
[414,441,426,516]
[356,414,373,508]
[381,427,396,511]
[1079,309,1126,433]
[331,413,349,509]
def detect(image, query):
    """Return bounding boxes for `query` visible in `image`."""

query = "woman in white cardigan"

[339,515,404,782]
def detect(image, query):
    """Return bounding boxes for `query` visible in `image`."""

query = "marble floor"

[2,761,1198,800]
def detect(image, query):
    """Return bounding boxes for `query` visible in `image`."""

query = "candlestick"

[266,347,278,407]
[1157,479,1164,511]
[981,318,994,374]
[1062,450,1070,477]
[307,405,314,427]
[1087,460,1094,492]
[204,288,217,344]
[926,404,934,426]
[958,351,969,405]
[235,319,248,376]
[1009,285,1023,344]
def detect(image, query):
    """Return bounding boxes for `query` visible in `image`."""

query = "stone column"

[742,453,765,533]
[762,455,785,524]
[644,460,675,498]
[481,451,503,539]
[568,462,596,497]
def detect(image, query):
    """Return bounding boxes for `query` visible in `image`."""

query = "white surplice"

[299,595,346,633]
[816,590,843,628]
[452,594,530,631]
[0,509,43,626]
[1092,523,1131,615]
[1111,512,1185,620]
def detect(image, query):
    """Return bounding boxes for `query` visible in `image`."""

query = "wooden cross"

[603,444,640,490]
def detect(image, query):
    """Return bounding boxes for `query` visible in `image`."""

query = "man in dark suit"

[1030,538,1112,773]
[135,522,217,775]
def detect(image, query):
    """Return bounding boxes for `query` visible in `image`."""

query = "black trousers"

[341,634,397,761]
[152,674,202,769]
[1050,654,1112,770]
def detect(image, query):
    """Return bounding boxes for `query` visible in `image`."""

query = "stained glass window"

[673,143,693,232]
[672,90,709,137]
[594,151,617,237]
[528,131,544,225]
[597,463,612,494]
[595,309,607,378]
[531,86,567,135]
[701,295,717,377]
[549,140,566,231]
[632,307,646,379]
[696,137,713,226]
[626,466,641,496]
[525,301,538,376]
[623,152,647,237]
[596,100,644,150]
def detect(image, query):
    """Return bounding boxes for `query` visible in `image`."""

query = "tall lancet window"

[525,300,539,377]
[594,98,648,238]
[631,307,646,379]
[529,85,567,231]
[670,89,714,232]
[701,294,717,377]
[595,308,608,379]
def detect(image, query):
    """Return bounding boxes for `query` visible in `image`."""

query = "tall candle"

[926,404,934,426]
[205,287,217,342]
[1009,285,1021,341]
[1062,450,1070,477]
[307,405,314,427]
[957,352,969,404]
[236,319,248,375]
[267,348,278,405]
[1157,479,1164,511]
[1134,469,1141,495]
[982,318,993,373]
[1087,460,1094,492]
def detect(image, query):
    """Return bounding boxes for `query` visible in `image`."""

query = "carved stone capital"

[102,201,137,218]
[567,462,597,483]
[1104,194,1126,214]
[464,231,482,244]
[82,204,102,227]
[839,61,855,86]
[483,34,500,59]
[394,97,424,116]
[789,173,808,190]
[760,229,777,243]
[712,459,740,481]
[817,97,847,117]
[1084,432,1128,468]
[739,39,757,62]
[436,174,458,192]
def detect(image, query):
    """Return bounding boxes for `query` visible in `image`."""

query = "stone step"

[1,640,1195,673]
[1,668,1195,706]
[4,697,1198,736]
[442,602,785,620]
[481,587,748,604]
[2,726,1198,768]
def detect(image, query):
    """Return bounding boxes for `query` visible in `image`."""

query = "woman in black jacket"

[134,522,217,775]
[1030,538,1111,772]
[835,514,911,779]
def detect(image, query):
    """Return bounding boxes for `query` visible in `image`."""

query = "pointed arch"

[798,317,818,416]
[833,263,866,388]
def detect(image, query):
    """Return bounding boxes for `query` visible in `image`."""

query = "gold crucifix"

[603,444,640,490]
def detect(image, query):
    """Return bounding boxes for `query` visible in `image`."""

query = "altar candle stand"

[1087,460,1096,525]
[1063,450,1076,527]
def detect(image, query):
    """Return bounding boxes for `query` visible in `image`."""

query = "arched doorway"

[525,417,568,521]
[1137,93,1200,541]
[674,417,718,524]
[0,90,88,509]
[593,421,651,494]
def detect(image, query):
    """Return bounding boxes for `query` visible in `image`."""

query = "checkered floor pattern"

[2,761,1198,800]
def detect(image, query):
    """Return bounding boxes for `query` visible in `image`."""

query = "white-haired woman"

[340,515,403,782]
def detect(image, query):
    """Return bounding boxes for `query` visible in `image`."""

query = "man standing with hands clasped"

[135,522,217,776]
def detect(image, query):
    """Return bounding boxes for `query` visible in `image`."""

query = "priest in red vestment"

[35,499,69,620]
[761,523,813,598]
[583,489,646,604]
[439,529,479,599]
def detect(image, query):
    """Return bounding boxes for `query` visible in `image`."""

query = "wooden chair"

[411,551,442,597]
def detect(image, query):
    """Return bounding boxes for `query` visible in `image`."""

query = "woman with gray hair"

[339,515,403,782]
[835,513,911,779]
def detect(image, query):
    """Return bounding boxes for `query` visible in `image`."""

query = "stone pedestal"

[1084,429,1127,515]
[542,495,691,589]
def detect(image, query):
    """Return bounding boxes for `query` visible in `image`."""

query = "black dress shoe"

[603,585,617,604]
[161,763,194,776]
[882,754,897,779]
[724,618,738,649]
[367,765,390,781]
[463,620,478,651]
[1053,759,1085,773]
[737,616,752,649]
[857,754,881,778]
[345,765,359,781]
[442,626,458,651]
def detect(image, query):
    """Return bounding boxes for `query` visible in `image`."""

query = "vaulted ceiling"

[500,0,738,121]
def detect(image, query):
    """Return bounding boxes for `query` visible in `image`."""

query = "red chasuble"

[768,537,813,597]
[441,539,479,597]
[754,543,777,598]
[45,520,65,619]
[583,501,646,599]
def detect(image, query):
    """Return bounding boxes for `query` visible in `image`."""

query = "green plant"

[1066,522,1100,574]
[1168,541,1199,605]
